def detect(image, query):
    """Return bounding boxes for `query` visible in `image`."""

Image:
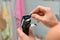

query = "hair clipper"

[21,15,31,35]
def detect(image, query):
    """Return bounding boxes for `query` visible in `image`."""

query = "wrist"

[50,21,60,28]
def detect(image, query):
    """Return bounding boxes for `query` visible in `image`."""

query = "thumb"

[29,28,35,40]
[17,27,29,39]
[29,28,34,37]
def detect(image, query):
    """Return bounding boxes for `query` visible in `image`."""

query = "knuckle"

[47,7,51,10]
[37,5,40,7]
[37,5,42,8]
[36,6,40,9]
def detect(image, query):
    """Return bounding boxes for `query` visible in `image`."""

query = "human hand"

[31,6,59,27]
[17,27,35,40]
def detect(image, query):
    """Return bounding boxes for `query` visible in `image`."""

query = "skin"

[17,28,35,40]
[17,6,60,40]
[46,23,60,40]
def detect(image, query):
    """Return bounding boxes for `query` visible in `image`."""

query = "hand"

[17,27,35,40]
[30,6,59,27]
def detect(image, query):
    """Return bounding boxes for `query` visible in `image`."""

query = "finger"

[29,28,34,36]
[30,6,47,15]
[18,36,21,40]
[17,27,29,39]
[31,14,45,22]
[29,28,35,40]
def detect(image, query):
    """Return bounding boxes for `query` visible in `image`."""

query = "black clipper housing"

[21,15,31,35]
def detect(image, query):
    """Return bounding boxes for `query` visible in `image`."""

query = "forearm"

[46,22,60,40]
[49,21,60,28]
[54,22,60,27]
